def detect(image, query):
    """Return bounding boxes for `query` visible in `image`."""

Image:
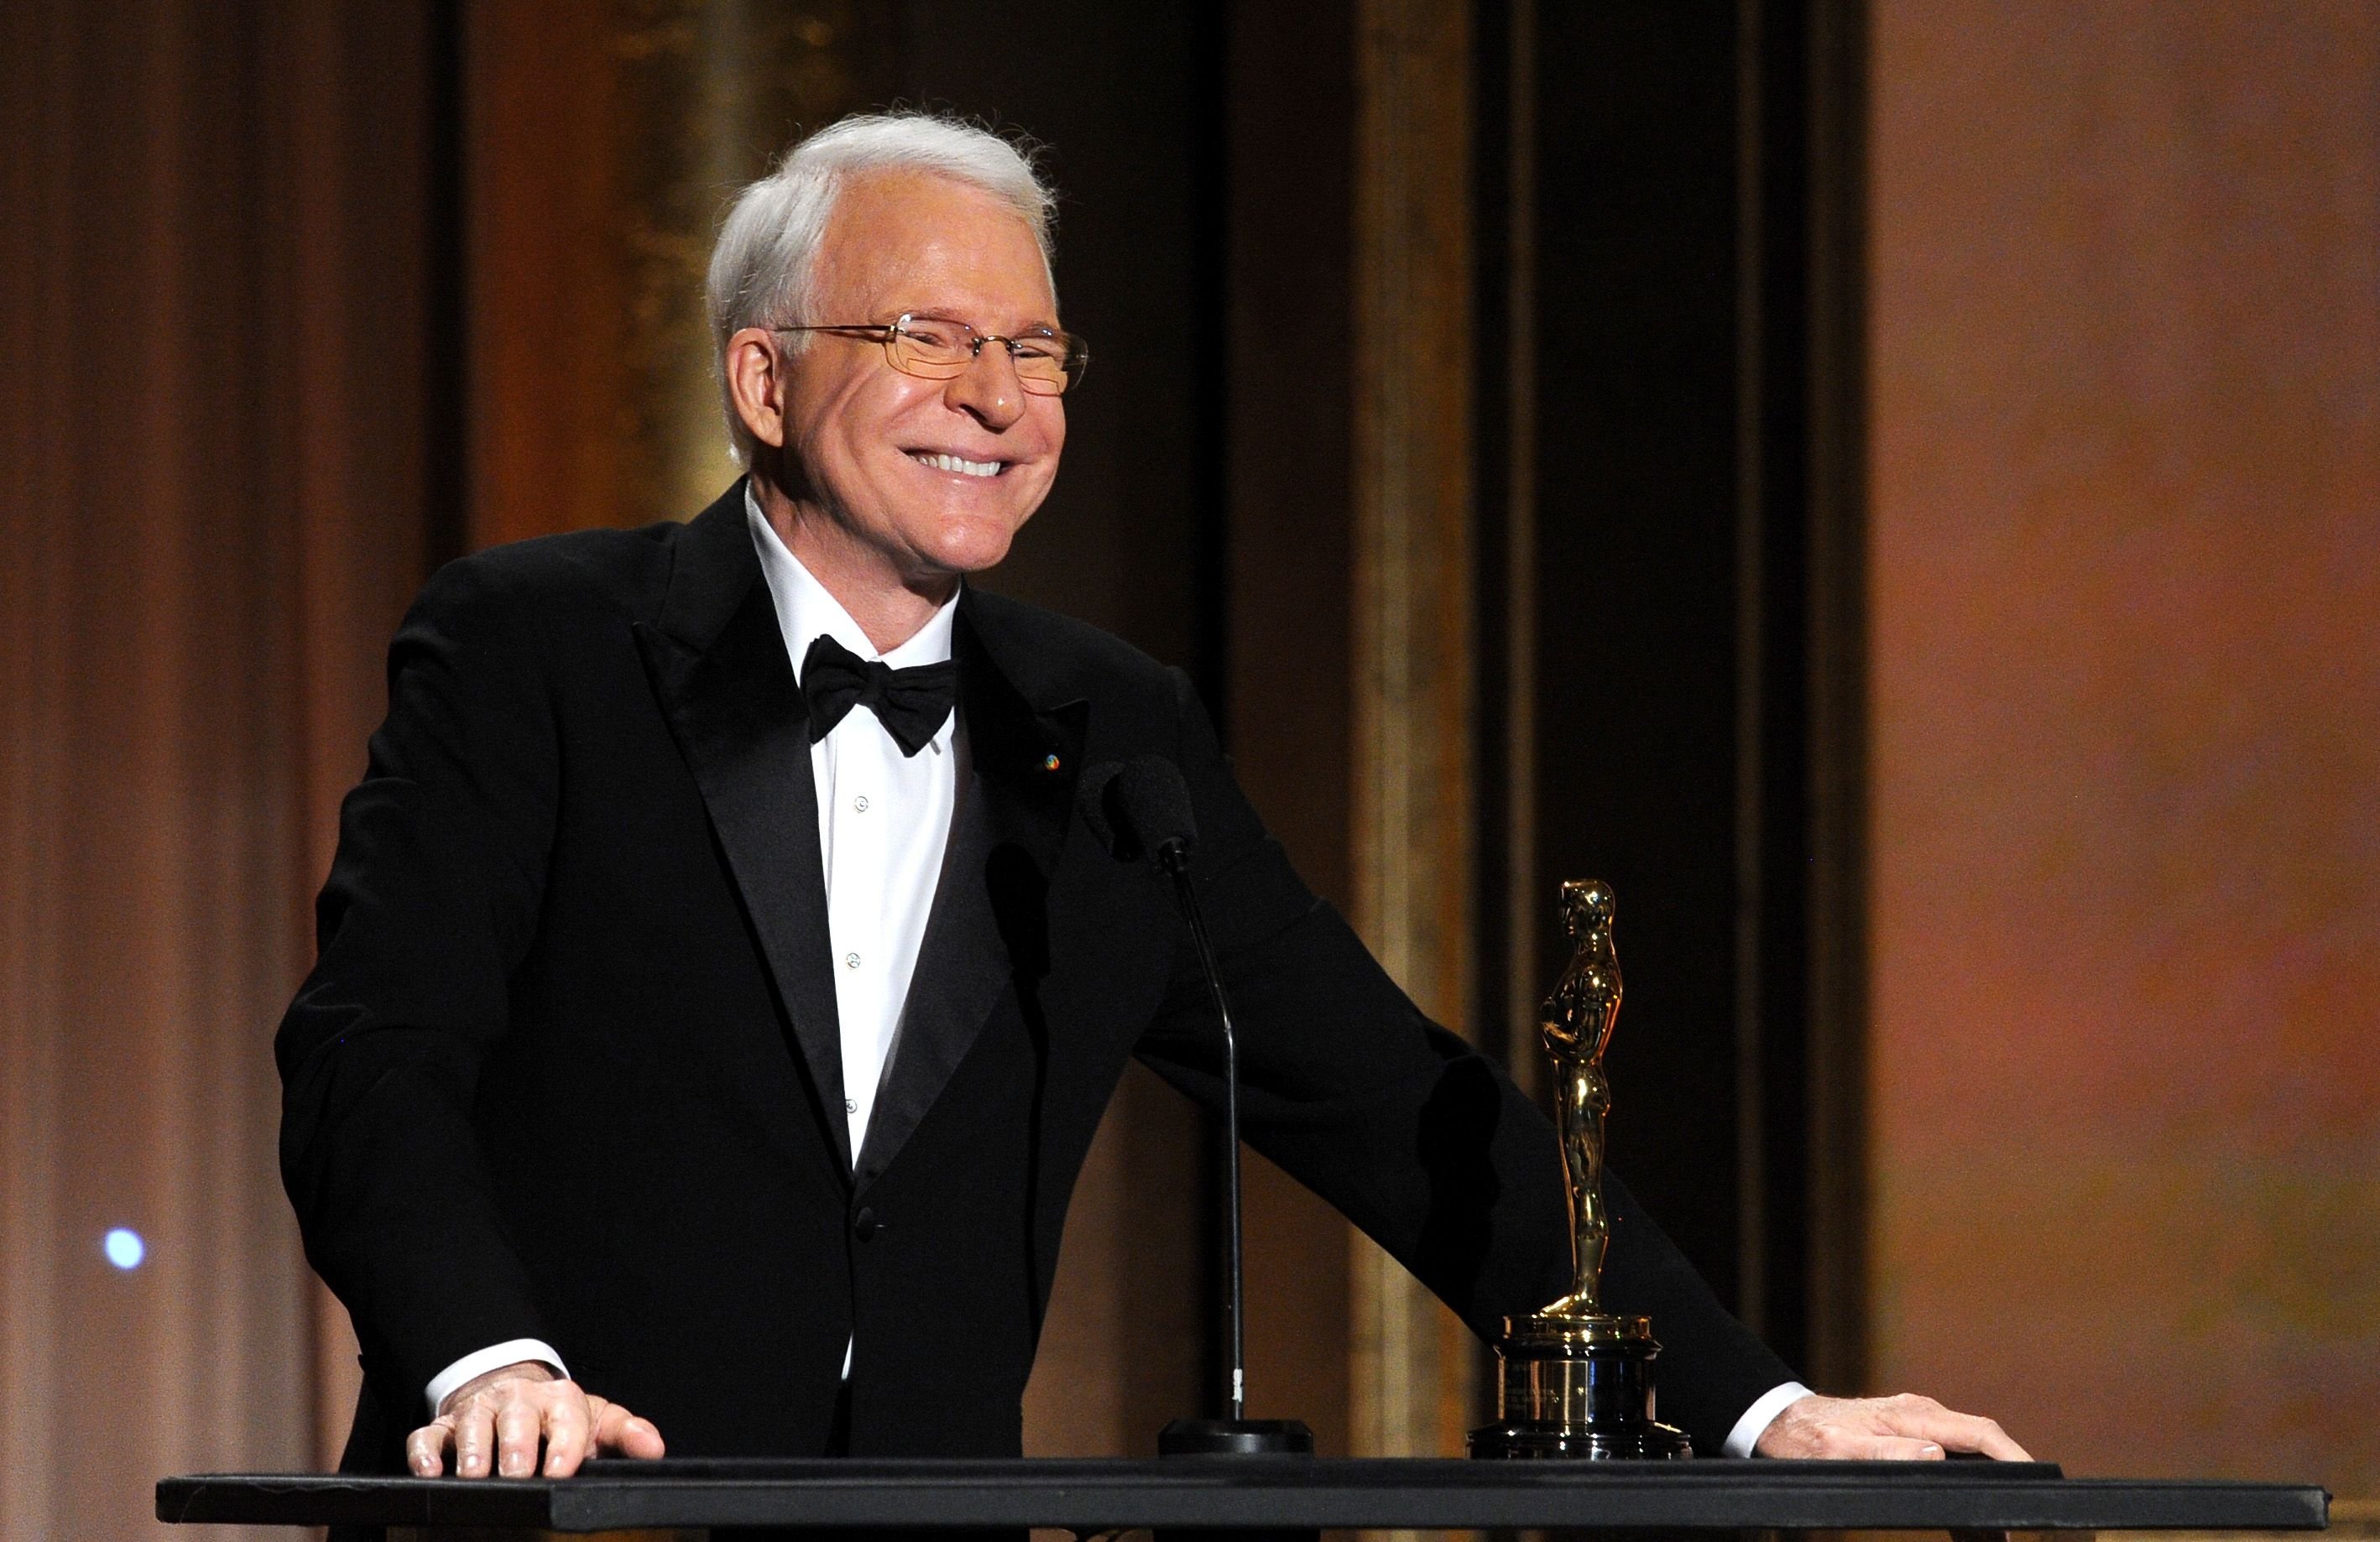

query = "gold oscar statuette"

[1469,879,1692,1459]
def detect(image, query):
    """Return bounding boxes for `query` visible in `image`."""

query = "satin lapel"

[953,598,1088,883]
[848,770,999,1190]
[633,488,852,1175]
[850,600,1087,1190]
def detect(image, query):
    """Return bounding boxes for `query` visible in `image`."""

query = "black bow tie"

[799,633,957,757]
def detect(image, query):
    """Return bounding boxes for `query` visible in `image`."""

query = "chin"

[920,503,1037,575]
[916,521,1020,577]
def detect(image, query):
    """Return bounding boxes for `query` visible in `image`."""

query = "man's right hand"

[406,1362,666,1477]
[1754,1392,2029,1461]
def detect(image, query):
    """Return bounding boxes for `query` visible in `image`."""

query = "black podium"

[159,1457,2327,1534]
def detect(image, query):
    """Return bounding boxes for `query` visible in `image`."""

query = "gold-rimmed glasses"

[774,311,1089,396]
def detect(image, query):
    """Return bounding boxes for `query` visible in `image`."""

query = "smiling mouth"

[911,451,1005,478]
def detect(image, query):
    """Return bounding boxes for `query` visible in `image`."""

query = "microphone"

[1078,757,1312,1458]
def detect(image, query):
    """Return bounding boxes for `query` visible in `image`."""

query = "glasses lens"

[885,316,1087,395]
[889,317,974,376]
[1010,333,1075,395]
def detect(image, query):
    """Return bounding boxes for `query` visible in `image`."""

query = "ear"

[725,327,790,451]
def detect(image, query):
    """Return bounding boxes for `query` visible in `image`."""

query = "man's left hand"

[1755,1393,2031,1460]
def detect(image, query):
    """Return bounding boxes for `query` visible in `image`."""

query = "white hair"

[706,112,1060,468]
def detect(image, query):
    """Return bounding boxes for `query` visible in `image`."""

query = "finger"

[450,1400,498,1478]
[1876,1398,2032,1461]
[590,1396,668,1461]
[1951,1420,2031,1461]
[404,1420,453,1477]
[1946,1416,2030,1461]
[540,1385,592,1477]
[1855,1435,1947,1461]
[493,1392,545,1478]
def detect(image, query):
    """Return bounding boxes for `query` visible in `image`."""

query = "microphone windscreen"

[1075,755,1198,862]
[1077,760,1126,854]
[1114,754,1198,853]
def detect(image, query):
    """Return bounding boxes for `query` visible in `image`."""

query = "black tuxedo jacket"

[277,483,1791,1473]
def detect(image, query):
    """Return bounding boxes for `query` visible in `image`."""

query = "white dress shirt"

[1725,1378,1813,1458]
[746,489,962,1164]
[425,488,1803,1451]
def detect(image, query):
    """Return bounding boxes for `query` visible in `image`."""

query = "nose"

[943,343,1027,432]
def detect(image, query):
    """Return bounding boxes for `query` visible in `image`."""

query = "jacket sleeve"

[1130,667,1795,1454]
[276,555,562,1416]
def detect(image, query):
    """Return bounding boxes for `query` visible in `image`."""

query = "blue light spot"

[103,1228,145,1270]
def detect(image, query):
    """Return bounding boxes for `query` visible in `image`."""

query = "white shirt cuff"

[425,1338,570,1418]
[1723,1379,1814,1458]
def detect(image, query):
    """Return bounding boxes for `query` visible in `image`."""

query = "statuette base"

[1467,1311,1692,1461]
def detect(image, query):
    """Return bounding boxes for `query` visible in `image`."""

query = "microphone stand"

[1155,838,1313,1459]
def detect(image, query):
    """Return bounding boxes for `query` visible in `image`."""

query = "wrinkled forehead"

[813,169,1059,329]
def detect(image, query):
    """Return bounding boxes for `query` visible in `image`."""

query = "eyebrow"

[906,305,1063,335]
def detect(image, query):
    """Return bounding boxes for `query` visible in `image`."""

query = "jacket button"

[853,1207,880,1242]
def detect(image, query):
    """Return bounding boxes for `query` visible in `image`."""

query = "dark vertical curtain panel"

[0,3,446,1535]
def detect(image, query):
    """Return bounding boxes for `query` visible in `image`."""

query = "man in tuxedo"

[277,112,2025,1484]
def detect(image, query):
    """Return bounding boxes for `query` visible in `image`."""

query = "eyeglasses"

[774,312,1089,396]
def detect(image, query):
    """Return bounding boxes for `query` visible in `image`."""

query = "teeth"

[914,451,1001,478]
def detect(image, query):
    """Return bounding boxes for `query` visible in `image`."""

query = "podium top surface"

[156,1456,2330,1534]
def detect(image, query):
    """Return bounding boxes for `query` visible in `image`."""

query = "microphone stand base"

[1157,1417,1316,1456]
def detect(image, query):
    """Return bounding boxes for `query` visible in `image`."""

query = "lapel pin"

[1042,753,1062,772]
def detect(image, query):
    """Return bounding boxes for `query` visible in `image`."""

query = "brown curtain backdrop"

[1,3,448,1538]
[1345,0,1481,1461]
[1866,0,2380,1491]
[462,0,905,548]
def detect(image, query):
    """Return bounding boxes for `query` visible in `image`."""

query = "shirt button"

[844,1098,857,1114]
[844,951,861,969]
[853,795,870,812]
